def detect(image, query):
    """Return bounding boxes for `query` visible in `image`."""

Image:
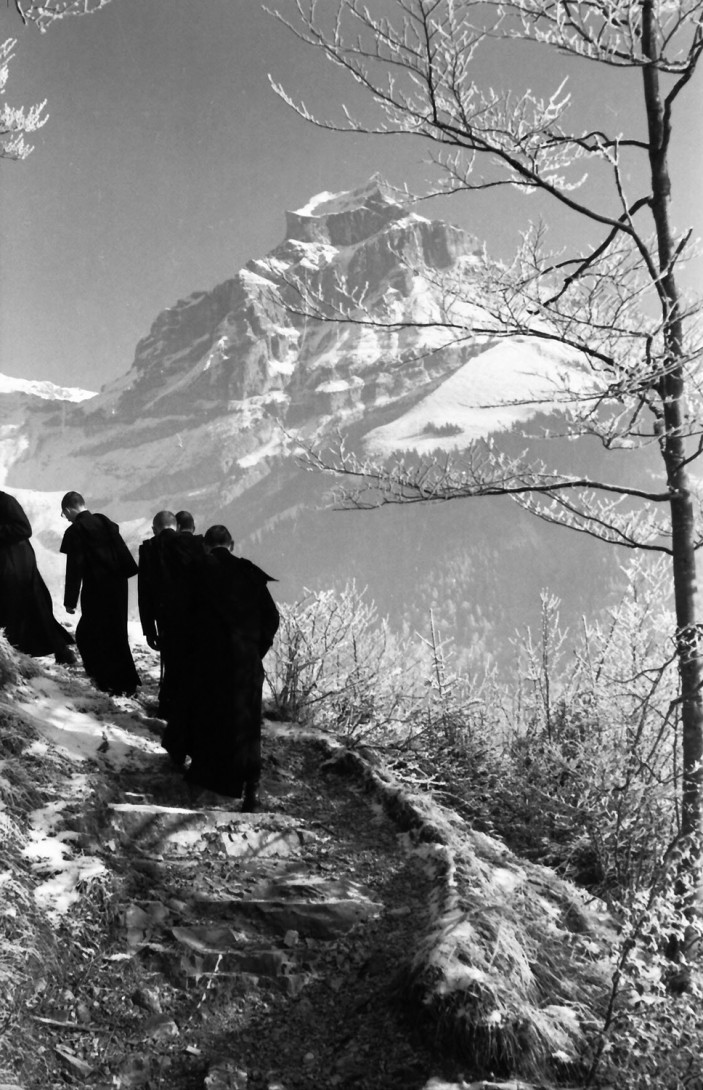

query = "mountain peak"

[285,175,414,247]
[293,174,401,217]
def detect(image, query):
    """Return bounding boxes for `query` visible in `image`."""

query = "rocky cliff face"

[6,177,493,504]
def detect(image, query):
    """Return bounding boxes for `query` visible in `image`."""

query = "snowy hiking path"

[6,644,472,1090]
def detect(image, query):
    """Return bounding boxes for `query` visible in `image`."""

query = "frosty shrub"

[369,556,684,903]
[268,559,683,902]
[587,871,703,1090]
[267,582,420,743]
[504,557,681,901]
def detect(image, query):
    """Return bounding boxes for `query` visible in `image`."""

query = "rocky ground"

[0,644,503,1090]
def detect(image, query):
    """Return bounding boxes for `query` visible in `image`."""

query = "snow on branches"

[0,38,47,161]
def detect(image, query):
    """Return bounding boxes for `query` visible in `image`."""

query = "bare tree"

[269,1,703,908]
[0,37,47,159]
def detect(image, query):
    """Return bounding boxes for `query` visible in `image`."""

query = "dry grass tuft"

[318,741,613,1082]
[0,821,58,1046]
[0,632,21,690]
[0,689,58,1039]
[409,833,612,1079]
[0,632,40,692]
[0,705,43,816]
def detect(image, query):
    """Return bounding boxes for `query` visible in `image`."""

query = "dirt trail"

[5,649,469,1090]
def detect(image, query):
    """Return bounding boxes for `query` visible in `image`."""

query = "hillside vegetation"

[1,562,702,1088]
[266,559,703,1087]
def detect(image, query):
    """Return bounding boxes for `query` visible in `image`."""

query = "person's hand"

[146,635,160,651]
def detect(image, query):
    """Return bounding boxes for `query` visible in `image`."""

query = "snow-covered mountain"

[2,178,629,659]
[0,373,96,490]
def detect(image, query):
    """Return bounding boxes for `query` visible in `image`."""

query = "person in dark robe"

[138,509,204,760]
[158,521,205,762]
[60,491,140,697]
[184,524,279,810]
[138,510,178,717]
[0,490,75,663]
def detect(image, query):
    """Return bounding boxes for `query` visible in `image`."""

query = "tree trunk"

[642,0,703,903]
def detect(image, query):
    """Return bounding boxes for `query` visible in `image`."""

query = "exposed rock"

[204,1063,248,1090]
[142,1013,179,1040]
[219,825,316,860]
[106,802,314,858]
[200,896,383,940]
[131,986,162,1014]
[171,925,249,954]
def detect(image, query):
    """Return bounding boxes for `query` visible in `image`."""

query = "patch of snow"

[295,245,337,272]
[365,336,591,455]
[202,335,230,373]
[294,188,347,216]
[490,867,522,894]
[252,256,290,276]
[293,177,401,217]
[22,776,105,919]
[394,212,432,228]
[16,675,160,767]
[33,856,107,918]
[269,356,296,376]
[0,372,96,403]
[237,433,284,468]
[239,268,279,290]
[316,377,365,394]
[7,646,168,918]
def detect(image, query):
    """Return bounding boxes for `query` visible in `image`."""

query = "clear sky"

[1,0,701,391]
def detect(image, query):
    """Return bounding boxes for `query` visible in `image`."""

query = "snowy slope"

[0,372,96,403]
[364,337,590,455]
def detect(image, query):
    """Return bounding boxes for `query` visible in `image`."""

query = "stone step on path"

[113,793,385,1001]
[104,791,383,993]
[35,709,490,1090]
[81,725,451,1090]
[105,800,319,860]
[112,819,385,1003]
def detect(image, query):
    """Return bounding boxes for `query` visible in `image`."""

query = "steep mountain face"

[7,178,580,498]
[2,178,629,660]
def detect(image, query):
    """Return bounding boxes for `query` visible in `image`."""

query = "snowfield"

[364,336,592,455]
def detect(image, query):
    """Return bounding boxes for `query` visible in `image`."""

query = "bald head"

[203,524,234,552]
[176,510,195,533]
[152,510,177,535]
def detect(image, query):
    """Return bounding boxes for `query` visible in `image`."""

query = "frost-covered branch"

[300,436,672,505]
[0,39,47,160]
[16,0,114,31]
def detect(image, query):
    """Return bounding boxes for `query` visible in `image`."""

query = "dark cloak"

[184,549,279,798]
[0,491,74,658]
[61,510,140,696]
[138,529,204,737]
